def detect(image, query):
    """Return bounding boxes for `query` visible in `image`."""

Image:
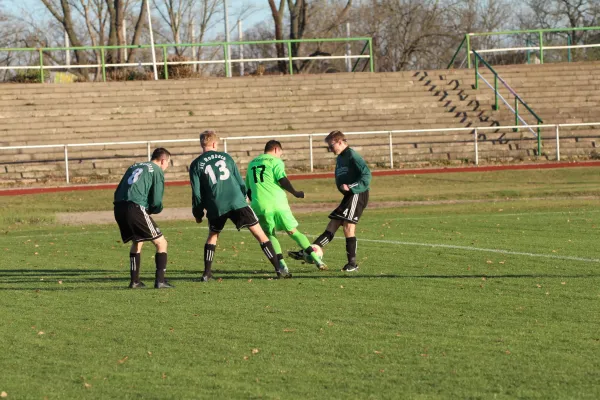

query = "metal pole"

[147,142,151,160]
[388,131,393,168]
[65,31,70,66]
[555,124,560,161]
[494,74,498,110]
[64,145,70,184]
[191,22,197,73]
[287,41,294,75]
[224,0,231,77]
[39,48,44,83]
[466,34,472,68]
[514,99,519,132]
[224,138,228,153]
[368,38,374,72]
[567,35,572,62]
[146,0,159,80]
[474,128,479,166]
[163,46,169,79]
[474,56,479,89]
[538,31,544,64]
[101,47,106,82]
[309,135,314,172]
[238,19,244,76]
[123,19,128,62]
[346,22,351,72]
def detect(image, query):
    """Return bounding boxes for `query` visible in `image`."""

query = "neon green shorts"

[257,209,298,235]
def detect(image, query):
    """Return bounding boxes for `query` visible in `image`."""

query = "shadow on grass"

[2,271,600,291]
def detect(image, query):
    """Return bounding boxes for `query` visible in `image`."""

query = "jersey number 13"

[205,160,231,185]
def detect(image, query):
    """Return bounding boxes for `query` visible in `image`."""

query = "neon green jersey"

[245,154,289,214]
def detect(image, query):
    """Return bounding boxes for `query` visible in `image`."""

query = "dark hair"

[151,147,171,161]
[264,140,282,153]
[325,130,346,144]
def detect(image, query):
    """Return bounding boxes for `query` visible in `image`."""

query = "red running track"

[2,161,600,197]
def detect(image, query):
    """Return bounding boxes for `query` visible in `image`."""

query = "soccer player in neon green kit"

[189,131,289,281]
[246,140,327,272]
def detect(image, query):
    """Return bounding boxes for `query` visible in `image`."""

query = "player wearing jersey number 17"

[189,130,289,281]
[113,148,173,289]
[245,140,327,272]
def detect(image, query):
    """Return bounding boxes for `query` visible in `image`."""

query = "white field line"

[8,224,599,264]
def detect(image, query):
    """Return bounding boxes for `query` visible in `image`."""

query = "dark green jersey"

[245,154,289,214]
[189,151,248,220]
[335,147,371,194]
[114,161,165,214]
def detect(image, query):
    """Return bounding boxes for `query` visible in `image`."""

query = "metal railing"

[0,37,374,83]
[473,50,544,154]
[448,26,600,69]
[1,122,599,184]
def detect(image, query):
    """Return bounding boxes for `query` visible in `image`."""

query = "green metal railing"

[448,26,600,69]
[0,37,374,83]
[473,50,544,155]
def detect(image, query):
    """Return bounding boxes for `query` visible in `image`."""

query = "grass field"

[1,168,600,399]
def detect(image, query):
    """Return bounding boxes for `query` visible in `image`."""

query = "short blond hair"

[325,130,346,144]
[200,130,218,148]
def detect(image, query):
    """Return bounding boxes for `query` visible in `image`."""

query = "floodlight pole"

[146,0,159,80]
[224,0,232,77]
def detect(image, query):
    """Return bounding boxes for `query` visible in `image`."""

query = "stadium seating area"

[0,61,598,185]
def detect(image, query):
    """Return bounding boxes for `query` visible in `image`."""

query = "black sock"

[260,241,279,272]
[155,252,167,283]
[204,244,216,275]
[130,253,141,283]
[314,231,334,248]
[345,237,357,265]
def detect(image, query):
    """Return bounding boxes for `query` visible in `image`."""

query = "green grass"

[1,169,600,398]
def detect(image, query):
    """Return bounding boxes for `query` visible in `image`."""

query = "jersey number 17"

[251,165,266,183]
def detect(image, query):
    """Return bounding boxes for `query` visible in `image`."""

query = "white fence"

[1,122,599,184]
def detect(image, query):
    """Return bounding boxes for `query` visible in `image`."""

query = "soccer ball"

[303,244,324,264]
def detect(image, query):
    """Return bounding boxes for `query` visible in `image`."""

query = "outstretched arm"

[278,177,304,198]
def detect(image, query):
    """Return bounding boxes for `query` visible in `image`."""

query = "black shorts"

[329,190,369,224]
[114,202,163,243]
[209,206,259,233]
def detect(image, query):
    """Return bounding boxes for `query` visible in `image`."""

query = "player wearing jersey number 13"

[189,130,290,281]
[113,148,173,289]
[246,140,327,272]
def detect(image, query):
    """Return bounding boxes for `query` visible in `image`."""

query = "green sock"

[290,231,323,264]
[268,235,282,254]
[289,230,311,249]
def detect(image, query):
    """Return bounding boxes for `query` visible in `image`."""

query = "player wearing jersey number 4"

[246,140,327,272]
[189,130,289,281]
[289,130,371,272]
[113,148,174,289]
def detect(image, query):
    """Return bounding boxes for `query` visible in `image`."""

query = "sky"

[4,0,273,41]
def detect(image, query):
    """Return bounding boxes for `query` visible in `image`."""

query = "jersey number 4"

[251,165,266,183]
[205,160,231,185]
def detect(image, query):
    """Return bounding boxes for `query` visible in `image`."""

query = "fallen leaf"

[486,260,492,264]
[536,284,542,288]
[34,252,39,255]
[505,350,511,355]
[83,383,92,389]
[374,350,382,354]
[247,279,252,283]
[58,280,63,284]
[38,331,44,335]
[420,354,428,357]
[283,328,296,333]
[340,285,344,289]
[147,351,152,356]
[561,282,566,285]
[499,261,505,264]
[217,278,223,283]
[252,348,259,355]
[117,356,129,364]
[243,356,249,360]
[379,369,385,373]
[327,321,334,327]
[1,391,7,397]
[161,373,167,379]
